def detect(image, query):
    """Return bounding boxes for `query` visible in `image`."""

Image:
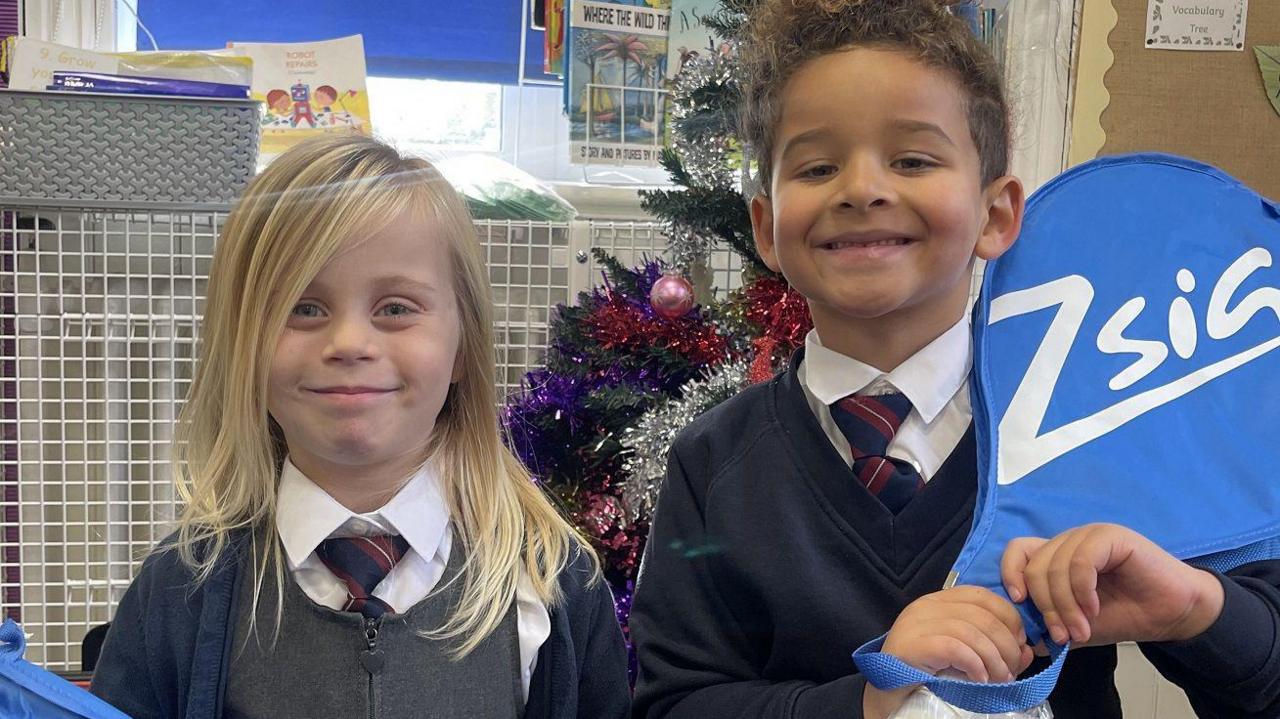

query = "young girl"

[90,135,629,719]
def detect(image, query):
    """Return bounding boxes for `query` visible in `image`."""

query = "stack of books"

[48,71,250,99]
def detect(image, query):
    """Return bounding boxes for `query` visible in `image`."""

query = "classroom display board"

[1070,0,1280,199]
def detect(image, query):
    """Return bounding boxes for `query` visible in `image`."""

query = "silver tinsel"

[669,53,738,189]
[663,52,741,272]
[620,360,749,522]
[666,226,715,276]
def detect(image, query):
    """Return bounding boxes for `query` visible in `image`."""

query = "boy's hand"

[863,586,1033,719]
[1001,523,1225,647]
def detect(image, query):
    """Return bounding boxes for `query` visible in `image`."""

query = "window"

[367,77,503,155]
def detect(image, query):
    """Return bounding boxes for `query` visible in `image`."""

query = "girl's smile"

[305,386,401,408]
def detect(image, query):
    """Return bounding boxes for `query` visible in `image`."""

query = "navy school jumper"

[630,350,1280,719]
[90,531,631,719]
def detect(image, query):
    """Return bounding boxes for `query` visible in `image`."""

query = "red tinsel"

[747,336,778,384]
[743,275,813,356]
[600,522,645,576]
[585,291,730,367]
[576,490,646,576]
[580,492,625,536]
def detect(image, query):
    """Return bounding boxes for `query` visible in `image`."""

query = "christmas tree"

[501,253,810,676]
[502,0,817,677]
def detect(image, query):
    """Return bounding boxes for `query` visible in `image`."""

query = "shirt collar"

[276,458,451,570]
[802,314,971,424]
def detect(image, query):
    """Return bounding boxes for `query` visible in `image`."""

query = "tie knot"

[830,392,913,459]
[315,534,410,618]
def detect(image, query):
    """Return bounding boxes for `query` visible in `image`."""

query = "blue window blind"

[0,0,18,88]
[139,1,542,85]
[0,0,16,39]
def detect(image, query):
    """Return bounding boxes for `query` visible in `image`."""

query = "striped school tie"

[829,392,923,514]
[314,534,411,619]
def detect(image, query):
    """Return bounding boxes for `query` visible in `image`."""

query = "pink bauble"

[649,274,696,319]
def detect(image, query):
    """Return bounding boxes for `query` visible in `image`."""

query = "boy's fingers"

[933,635,990,683]
[1047,532,1095,643]
[1001,537,1046,602]
[898,591,1030,683]
[971,629,1018,684]
[937,601,1026,682]
[1022,538,1065,643]
[942,586,1026,641]
[941,619,1013,683]
[1064,529,1111,641]
[1072,532,1108,620]
[1018,645,1035,675]
[983,616,1029,680]
[1069,548,1103,629]
[959,609,1024,680]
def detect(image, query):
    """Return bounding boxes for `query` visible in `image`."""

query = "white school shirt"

[797,315,973,481]
[275,459,551,701]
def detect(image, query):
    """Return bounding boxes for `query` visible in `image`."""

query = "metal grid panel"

[581,221,745,299]
[707,245,747,299]
[479,221,573,401]
[581,221,669,276]
[0,207,214,670]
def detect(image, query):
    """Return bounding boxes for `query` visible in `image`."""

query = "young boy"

[628,1,1280,717]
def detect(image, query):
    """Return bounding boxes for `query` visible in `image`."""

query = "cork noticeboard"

[1069,0,1280,199]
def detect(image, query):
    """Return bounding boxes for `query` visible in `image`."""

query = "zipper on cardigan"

[361,617,383,719]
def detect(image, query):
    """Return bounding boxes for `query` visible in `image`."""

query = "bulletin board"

[1069,0,1280,199]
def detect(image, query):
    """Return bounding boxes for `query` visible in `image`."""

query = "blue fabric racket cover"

[0,619,131,718]
[854,154,1280,713]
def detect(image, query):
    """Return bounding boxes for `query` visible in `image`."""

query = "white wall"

[1115,643,1197,718]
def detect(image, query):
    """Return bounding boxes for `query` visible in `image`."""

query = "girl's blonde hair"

[172,134,596,655]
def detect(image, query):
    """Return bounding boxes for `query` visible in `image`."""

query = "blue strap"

[0,618,132,719]
[0,619,25,656]
[852,634,1069,714]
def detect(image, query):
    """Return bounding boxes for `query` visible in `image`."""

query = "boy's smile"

[815,228,916,262]
[751,47,1022,369]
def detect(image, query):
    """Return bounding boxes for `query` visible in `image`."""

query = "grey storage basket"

[0,89,261,210]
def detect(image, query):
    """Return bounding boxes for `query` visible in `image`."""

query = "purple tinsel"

[502,364,665,479]
[505,365,664,431]
[611,579,638,684]
[597,258,664,301]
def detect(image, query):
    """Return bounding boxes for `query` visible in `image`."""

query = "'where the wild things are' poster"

[568,0,671,166]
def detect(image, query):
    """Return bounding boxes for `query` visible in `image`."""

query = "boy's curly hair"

[739,0,1010,191]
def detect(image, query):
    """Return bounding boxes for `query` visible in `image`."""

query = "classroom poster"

[229,34,372,159]
[546,0,567,76]
[568,0,671,166]
[1145,0,1248,51]
[664,0,722,80]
